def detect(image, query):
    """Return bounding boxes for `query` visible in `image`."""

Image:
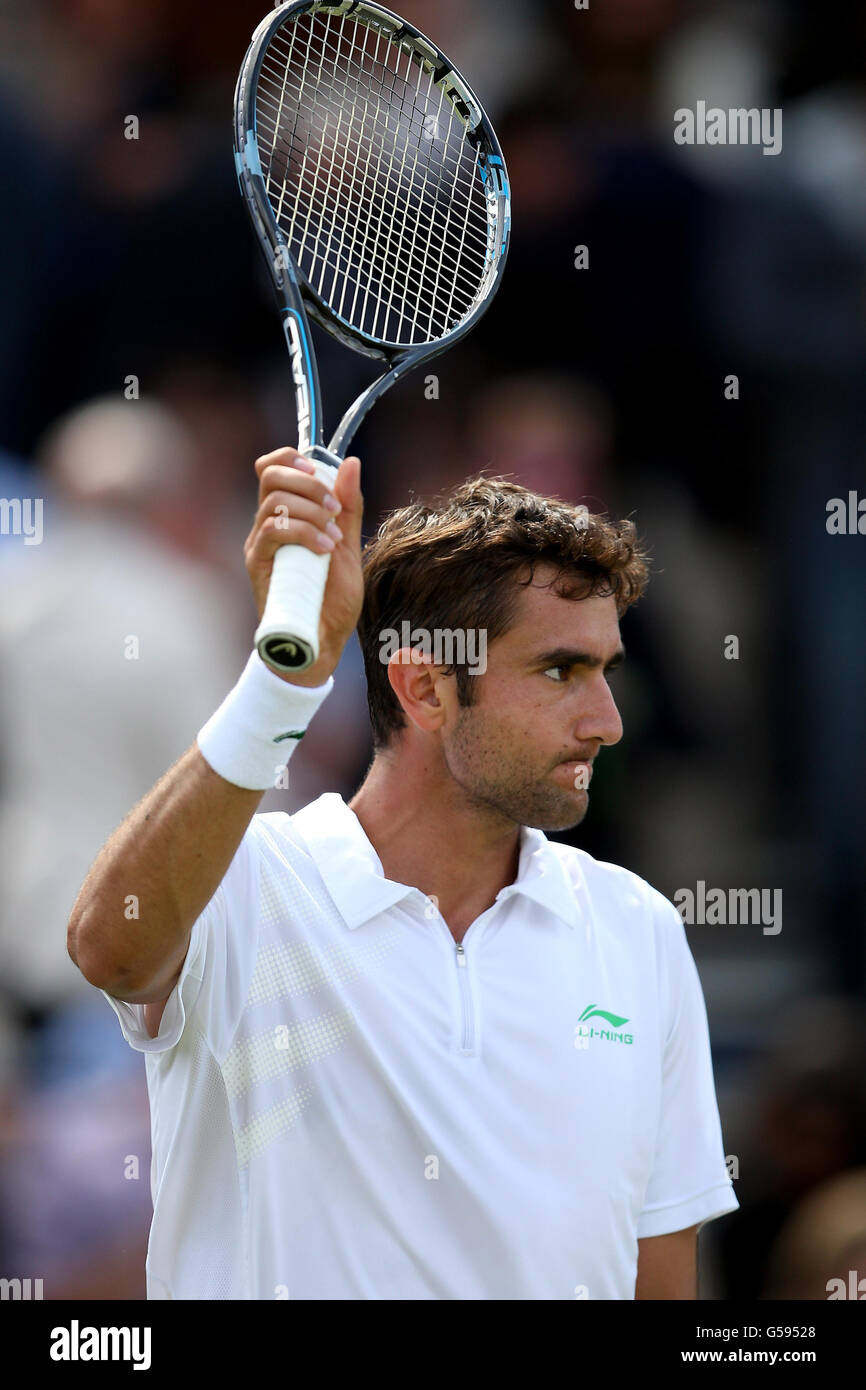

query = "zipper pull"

[456,943,467,966]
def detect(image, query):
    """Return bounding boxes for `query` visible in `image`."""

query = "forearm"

[68,445,362,1005]
[67,743,263,1000]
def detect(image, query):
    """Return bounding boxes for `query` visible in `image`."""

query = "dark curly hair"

[358,475,649,749]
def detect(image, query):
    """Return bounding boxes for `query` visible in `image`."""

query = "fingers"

[251,489,343,546]
[247,448,361,564]
[255,448,339,511]
[254,445,312,478]
[245,515,340,574]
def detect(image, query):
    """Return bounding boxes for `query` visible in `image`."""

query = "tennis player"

[68,448,738,1300]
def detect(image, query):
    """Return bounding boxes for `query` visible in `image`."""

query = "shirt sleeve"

[636,896,739,1238]
[100,822,260,1065]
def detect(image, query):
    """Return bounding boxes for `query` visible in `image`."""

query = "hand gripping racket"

[234,0,510,672]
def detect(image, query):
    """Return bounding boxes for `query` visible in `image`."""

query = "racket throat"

[305,445,343,472]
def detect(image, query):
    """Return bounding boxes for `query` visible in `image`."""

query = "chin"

[525,790,589,833]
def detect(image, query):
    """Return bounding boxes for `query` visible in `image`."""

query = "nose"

[573,671,623,748]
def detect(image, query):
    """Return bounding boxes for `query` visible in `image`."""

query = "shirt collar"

[290,792,583,931]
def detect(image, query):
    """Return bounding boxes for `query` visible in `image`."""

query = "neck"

[348,745,522,940]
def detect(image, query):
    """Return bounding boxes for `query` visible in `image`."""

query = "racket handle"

[254,452,340,674]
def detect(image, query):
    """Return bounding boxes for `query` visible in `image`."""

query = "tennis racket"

[234,0,510,672]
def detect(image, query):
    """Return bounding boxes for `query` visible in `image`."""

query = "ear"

[386,648,451,734]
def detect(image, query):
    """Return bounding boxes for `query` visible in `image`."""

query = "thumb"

[333,454,363,548]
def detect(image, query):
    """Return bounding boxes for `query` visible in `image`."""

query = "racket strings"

[259,20,484,336]
[254,9,494,345]
[277,29,489,336]
[255,81,487,317]
[261,23,484,216]
[257,44,490,262]
[254,72,490,276]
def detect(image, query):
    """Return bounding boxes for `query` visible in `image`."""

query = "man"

[68,449,738,1300]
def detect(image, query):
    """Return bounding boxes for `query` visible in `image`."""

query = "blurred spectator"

[0,394,254,1291]
[706,996,866,1299]
[762,1168,866,1299]
[0,1054,151,1299]
[0,396,247,1024]
[465,371,614,506]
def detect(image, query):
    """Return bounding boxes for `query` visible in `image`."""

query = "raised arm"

[67,449,363,1011]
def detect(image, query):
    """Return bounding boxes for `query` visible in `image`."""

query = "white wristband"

[196,650,334,790]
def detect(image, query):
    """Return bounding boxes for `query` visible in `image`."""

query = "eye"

[543,665,569,682]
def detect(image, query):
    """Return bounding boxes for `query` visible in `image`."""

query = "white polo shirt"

[103,792,738,1300]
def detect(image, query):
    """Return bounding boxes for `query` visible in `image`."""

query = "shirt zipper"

[454,941,474,1053]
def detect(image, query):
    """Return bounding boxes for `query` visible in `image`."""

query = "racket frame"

[233,0,510,670]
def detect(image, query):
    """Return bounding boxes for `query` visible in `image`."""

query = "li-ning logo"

[273,730,305,743]
[575,1004,634,1047]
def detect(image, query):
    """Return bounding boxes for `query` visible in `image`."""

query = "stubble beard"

[445,706,591,833]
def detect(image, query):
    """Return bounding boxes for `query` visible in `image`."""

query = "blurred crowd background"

[1,0,865,1300]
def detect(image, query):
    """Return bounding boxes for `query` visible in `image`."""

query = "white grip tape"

[254,459,337,671]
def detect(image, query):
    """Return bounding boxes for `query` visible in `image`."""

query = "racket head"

[234,0,510,363]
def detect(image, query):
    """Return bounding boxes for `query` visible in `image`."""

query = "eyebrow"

[530,644,626,671]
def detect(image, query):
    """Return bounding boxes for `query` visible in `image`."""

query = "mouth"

[554,759,594,786]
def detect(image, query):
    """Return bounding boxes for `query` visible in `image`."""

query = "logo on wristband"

[273,730,306,743]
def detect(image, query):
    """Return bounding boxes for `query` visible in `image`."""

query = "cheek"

[456,696,538,765]
[490,693,550,744]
